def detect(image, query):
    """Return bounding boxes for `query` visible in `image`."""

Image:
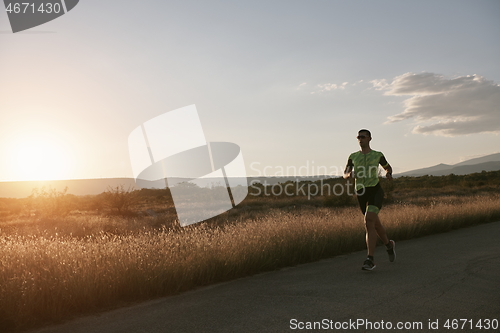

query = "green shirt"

[347,150,388,191]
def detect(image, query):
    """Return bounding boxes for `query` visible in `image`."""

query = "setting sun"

[12,138,73,181]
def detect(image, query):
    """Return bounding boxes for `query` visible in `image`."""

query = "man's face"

[357,132,371,146]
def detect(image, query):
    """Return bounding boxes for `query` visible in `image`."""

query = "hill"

[397,153,500,177]
[0,178,140,199]
[2,152,499,198]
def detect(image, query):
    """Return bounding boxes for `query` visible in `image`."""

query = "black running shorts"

[356,183,384,215]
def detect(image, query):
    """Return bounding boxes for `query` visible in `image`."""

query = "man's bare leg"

[374,213,390,245]
[364,212,378,256]
[365,212,390,256]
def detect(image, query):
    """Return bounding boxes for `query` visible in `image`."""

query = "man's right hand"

[343,170,354,179]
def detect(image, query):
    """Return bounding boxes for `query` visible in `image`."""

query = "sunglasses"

[357,135,369,139]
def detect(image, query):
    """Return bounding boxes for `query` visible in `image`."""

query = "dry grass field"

[1,173,500,332]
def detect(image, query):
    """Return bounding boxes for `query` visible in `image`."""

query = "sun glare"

[13,138,73,181]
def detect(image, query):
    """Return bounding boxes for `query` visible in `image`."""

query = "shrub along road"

[34,221,500,333]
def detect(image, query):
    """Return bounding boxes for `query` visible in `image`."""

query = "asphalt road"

[34,222,500,333]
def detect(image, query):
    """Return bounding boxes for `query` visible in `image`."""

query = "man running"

[343,129,396,270]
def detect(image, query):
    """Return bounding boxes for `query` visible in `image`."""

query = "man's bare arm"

[343,159,354,179]
[384,164,393,180]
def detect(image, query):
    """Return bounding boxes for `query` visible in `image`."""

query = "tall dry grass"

[1,194,500,331]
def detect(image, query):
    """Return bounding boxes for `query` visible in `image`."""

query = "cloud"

[299,81,353,94]
[317,82,348,92]
[370,79,389,90]
[376,72,500,136]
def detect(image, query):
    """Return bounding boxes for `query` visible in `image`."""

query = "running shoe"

[362,258,376,271]
[387,240,396,262]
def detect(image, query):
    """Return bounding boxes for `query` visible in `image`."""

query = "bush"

[102,185,138,214]
[27,187,75,217]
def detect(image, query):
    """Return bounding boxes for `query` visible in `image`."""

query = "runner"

[343,129,396,270]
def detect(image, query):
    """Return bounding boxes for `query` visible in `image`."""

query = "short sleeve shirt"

[347,150,388,191]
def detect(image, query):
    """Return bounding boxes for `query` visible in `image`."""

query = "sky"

[0,0,499,182]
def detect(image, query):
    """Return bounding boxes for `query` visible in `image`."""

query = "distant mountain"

[453,152,500,166]
[0,175,332,199]
[442,161,500,176]
[0,178,140,199]
[2,152,498,198]
[247,175,333,185]
[397,163,453,177]
[0,176,250,199]
[397,153,500,177]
